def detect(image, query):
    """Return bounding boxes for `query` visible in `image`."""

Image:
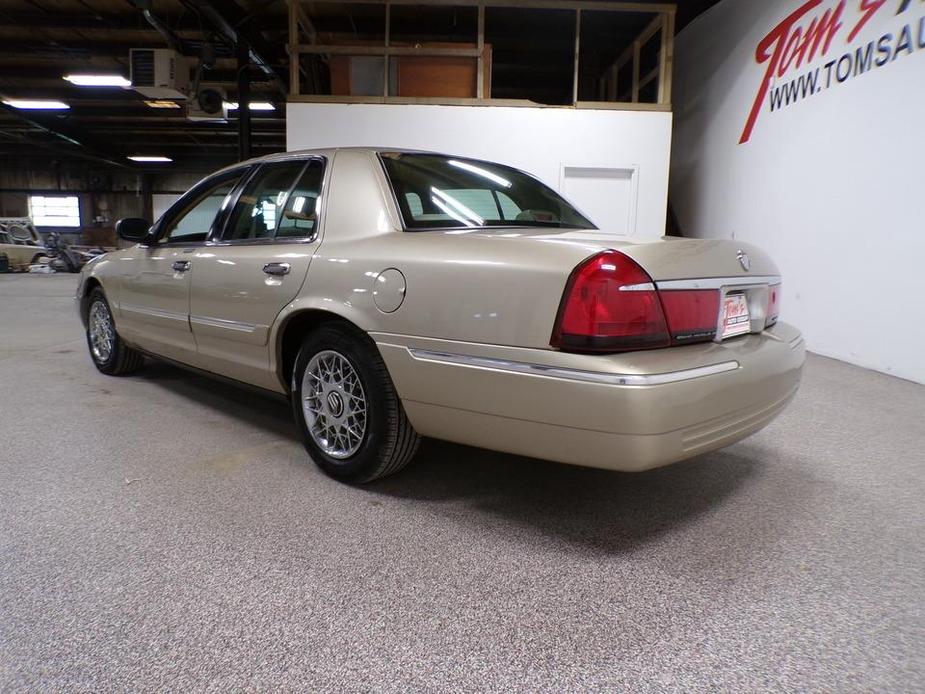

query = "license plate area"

[719,292,751,340]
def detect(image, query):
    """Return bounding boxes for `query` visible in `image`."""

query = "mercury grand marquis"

[77,148,805,482]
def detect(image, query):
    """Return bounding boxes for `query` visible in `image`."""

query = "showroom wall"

[287,103,673,240]
[671,0,925,383]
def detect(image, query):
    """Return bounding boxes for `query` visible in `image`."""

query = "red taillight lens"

[766,283,781,326]
[551,251,670,352]
[659,290,721,343]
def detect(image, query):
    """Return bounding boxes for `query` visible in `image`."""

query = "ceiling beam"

[0,112,129,169]
[0,11,203,32]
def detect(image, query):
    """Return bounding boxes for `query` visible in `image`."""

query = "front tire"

[291,323,420,483]
[85,288,144,375]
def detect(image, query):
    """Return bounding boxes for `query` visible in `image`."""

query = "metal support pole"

[477,4,485,99]
[237,42,252,162]
[288,0,299,95]
[141,173,154,223]
[572,9,581,105]
[384,2,391,97]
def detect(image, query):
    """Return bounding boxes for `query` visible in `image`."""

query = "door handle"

[172,260,191,272]
[263,262,291,276]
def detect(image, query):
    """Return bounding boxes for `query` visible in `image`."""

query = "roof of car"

[210,146,457,177]
[263,146,444,160]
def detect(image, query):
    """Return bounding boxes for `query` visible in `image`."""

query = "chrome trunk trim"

[408,348,740,386]
[655,275,781,291]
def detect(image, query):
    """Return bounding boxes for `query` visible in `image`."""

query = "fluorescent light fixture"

[448,159,512,188]
[2,99,69,110]
[128,156,173,163]
[64,74,131,87]
[143,99,182,109]
[223,101,275,111]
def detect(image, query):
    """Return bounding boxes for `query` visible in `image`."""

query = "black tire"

[291,322,420,483]
[85,288,145,376]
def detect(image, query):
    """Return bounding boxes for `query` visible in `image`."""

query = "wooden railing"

[287,0,676,110]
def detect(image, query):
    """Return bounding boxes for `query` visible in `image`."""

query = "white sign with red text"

[670,0,925,384]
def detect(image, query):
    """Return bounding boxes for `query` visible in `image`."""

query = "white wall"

[287,102,672,239]
[671,0,925,383]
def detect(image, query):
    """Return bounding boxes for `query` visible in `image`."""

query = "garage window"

[29,195,80,228]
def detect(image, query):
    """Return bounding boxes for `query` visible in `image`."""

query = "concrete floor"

[1,274,923,692]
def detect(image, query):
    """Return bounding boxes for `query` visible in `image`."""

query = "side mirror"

[116,217,152,243]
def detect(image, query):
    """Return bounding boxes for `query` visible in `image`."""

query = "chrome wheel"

[302,350,367,459]
[88,300,114,363]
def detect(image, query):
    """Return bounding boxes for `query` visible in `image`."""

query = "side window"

[222,162,306,241]
[496,191,521,220]
[443,189,500,221]
[276,159,325,239]
[405,192,423,217]
[162,173,242,243]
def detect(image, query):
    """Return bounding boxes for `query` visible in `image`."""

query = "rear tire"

[291,323,420,483]
[85,288,145,375]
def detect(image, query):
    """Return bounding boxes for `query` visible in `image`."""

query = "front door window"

[161,173,243,244]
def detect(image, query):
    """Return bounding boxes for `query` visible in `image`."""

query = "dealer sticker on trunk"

[720,294,751,339]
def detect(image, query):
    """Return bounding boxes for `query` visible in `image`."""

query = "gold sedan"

[76,148,804,483]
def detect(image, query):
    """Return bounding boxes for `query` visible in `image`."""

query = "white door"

[560,165,638,236]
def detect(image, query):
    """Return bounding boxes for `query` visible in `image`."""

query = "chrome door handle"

[263,262,291,276]
[172,260,191,272]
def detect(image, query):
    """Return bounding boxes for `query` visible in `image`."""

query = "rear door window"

[221,159,325,242]
[276,159,325,239]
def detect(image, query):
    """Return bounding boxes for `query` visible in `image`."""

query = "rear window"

[380,152,596,231]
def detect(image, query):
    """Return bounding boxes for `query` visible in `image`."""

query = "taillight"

[766,283,781,326]
[659,290,720,343]
[551,251,670,352]
[551,251,779,353]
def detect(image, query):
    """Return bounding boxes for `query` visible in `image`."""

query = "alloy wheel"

[301,349,368,459]
[88,300,114,363]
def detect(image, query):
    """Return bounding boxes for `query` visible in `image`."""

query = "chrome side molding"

[407,348,740,386]
[189,315,259,333]
[120,303,188,323]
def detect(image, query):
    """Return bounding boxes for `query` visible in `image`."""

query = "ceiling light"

[2,99,69,110]
[64,74,131,87]
[223,101,275,111]
[128,156,173,163]
[143,99,182,109]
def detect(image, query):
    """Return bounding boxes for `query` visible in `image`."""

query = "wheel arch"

[274,308,370,392]
[80,276,103,323]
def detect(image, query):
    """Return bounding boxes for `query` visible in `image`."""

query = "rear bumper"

[374,323,805,471]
